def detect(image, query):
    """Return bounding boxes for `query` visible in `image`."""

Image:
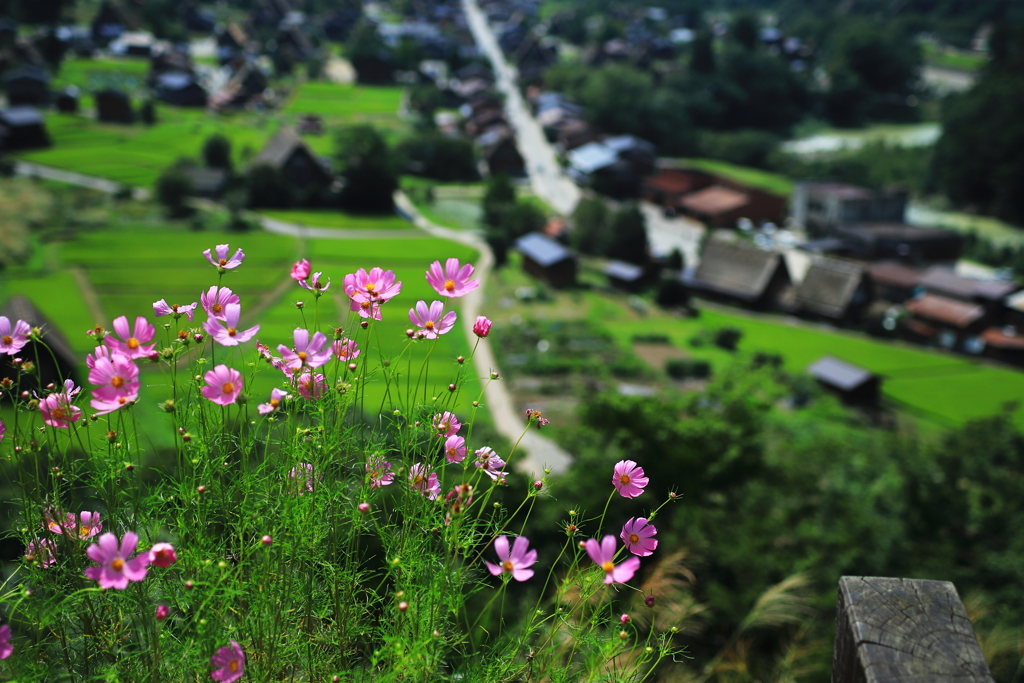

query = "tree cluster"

[480,174,546,267]
[571,196,649,266]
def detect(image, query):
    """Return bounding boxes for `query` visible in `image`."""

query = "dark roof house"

[515,232,577,288]
[835,223,963,263]
[153,72,208,107]
[0,296,80,394]
[604,260,651,292]
[688,239,791,309]
[0,107,50,151]
[791,182,907,236]
[795,258,870,321]
[95,88,133,123]
[807,355,880,405]
[2,65,50,106]
[905,293,987,351]
[250,128,333,191]
[917,266,1019,306]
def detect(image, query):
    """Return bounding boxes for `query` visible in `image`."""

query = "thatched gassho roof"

[690,240,785,302]
[796,258,865,319]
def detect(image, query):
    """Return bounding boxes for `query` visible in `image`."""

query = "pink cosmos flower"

[0,419,4,443]
[433,411,460,437]
[0,623,11,660]
[409,463,440,500]
[620,518,658,557]
[612,460,648,498]
[332,338,360,361]
[0,316,31,355]
[366,455,394,488]
[51,511,103,540]
[474,447,507,482]
[288,463,315,495]
[201,365,243,406]
[153,300,198,321]
[39,391,81,428]
[201,286,240,322]
[26,537,57,567]
[258,388,289,415]
[84,532,150,589]
[104,316,156,360]
[485,535,537,581]
[426,258,479,298]
[299,271,331,296]
[89,351,140,415]
[473,316,492,338]
[294,371,327,400]
[155,605,169,621]
[344,268,402,320]
[210,641,245,683]
[278,329,332,370]
[586,535,641,585]
[86,345,112,370]
[409,300,457,339]
[149,542,177,568]
[291,259,311,281]
[203,304,260,347]
[444,435,466,463]
[203,244,245,271]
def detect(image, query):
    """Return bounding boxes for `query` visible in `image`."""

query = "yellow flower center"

[414,475,424,485]
[298,351,307,361]
[227,328,237,337]
[629,533,640,544]
[79,526,91,538]
[127,338,139,350]
[111,376,124,388]
[365,282,376,292]
[111,558,124,571]
[222,382,235,394]
[2,335,11,345]
[52,407,66,420]
[503,560,514,571]
[602,561,615,573]
[117,397,126,405]
[444,279,456,292]
[213,303,223,313]
[218,258,228,266]
[229,660,240,673]
[448,447,457,457]
[269,399,279,408]
[360,300,371,310]
[619,474,631,485]
[425,320,435,330]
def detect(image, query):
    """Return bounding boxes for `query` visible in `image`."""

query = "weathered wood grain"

[832,576,993,683]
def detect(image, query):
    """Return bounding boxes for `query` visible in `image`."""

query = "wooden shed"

[807,355,880,405]
[514,233,577,289]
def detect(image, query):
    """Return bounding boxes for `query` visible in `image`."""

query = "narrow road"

[394,191,574,477]
[462,0,580,216]
[14,161,150,200]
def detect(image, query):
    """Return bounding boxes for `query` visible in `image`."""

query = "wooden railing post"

[833,576,994,683]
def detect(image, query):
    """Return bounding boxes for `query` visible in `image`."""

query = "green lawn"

[259,209,414,230]
[18,110,277,187]
[921,42,987,73]
[677,158,793,196]
[284,83,404,117]
[53,57,151,101]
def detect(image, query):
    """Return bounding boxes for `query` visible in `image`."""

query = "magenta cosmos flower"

[84,532,150,589]
[409,301,457,339]
[294,371,327,400]
[204,304,260,347]
[50,511,103,540]
[0,419,5,443]
[409,463,440,500]
[201,286,240,321]
[26,537,57,567]
[332,338,360,361]
[299,271,331,296]
[258,388,289,415]
[278,329,332,370]
[620,518,658,557]
[204,244,245,271]
[202,365,243,406]
[485,535,537,581]
[444,435,466,463]
[210,641,245,683]
[0,316,31,355]
[39,391,81,428]
[89,351,139,415]
[291,259,311,281]
[366,455,394,488]
[474,447,507,482]
[473,316,492,338]
[153,300,198,321]
[586,535,641,585]
[612,460,649,499]
[104,316,156,360]
[149,542,177,568]
[426,258,479,298]
[0,623,11,660]
[433,411,460,437]
[344,267,402,320]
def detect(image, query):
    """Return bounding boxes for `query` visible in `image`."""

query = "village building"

[54,86,79,113]
[834,223,963,263]
[790,182,908,236]
[2,65,50,107]
[643,164,787,227]
[980,326,1024,365]
[794,258,871,323]
[604,260,652,292]
[807,355,881,405]
[514,232,577,289]
[0,107,50,151]
[687,239,791,309]
[95,89,133,123]
[915,265,1019,317]
[153,72,208,107]
[477,125,523,176]
[250,128,333,192]
[904,294,987,352]
[867,261,925,303]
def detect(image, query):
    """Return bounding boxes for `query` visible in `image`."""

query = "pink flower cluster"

[0,316,31,355]
[77,532,177,590]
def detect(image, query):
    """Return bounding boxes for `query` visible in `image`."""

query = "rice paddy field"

[258,209,415,230]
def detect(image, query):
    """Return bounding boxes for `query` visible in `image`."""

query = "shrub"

[656,278,690,308]
[155,165,193,218]
[202,134,232,170]
[714,327,743,351]
[666,358,713,379]
[631,333,671,344]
